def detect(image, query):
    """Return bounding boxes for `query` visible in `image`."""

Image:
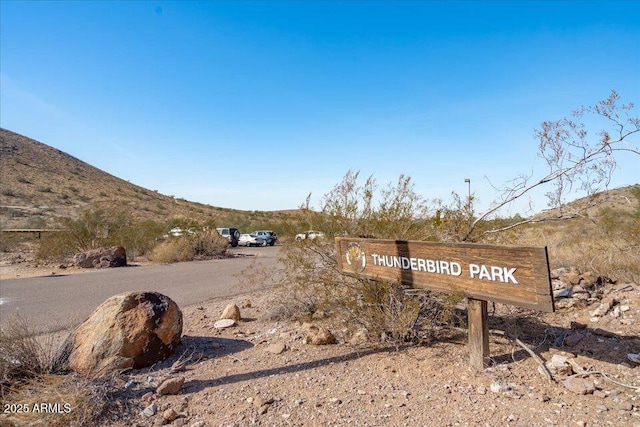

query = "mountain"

[0,128,297,230]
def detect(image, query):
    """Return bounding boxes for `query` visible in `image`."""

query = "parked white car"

[295,230,325,241]
[238,233,264,247]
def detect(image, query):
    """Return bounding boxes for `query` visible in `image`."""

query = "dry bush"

[275,171,458,346]
[0,314,62,390]
[150,231,228,263]
[0,315,109,426]
[0,232,32,253]
[150,237,195,263]
[190,229,229,259]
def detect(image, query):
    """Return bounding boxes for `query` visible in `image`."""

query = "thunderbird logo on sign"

[345,242,367,273]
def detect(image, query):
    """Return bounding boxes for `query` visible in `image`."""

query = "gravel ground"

[101,281,640,427]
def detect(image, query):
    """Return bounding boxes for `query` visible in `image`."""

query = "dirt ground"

[1,257,639,427]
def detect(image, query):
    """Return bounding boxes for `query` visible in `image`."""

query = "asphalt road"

[0,246,282,334]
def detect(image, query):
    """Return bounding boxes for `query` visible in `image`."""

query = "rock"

[570,321,587,330]
[580,271,596,285]
[554,287,572,299]
[57,291,183,378]
[555,299,579,309]
[570,285,589,296]
[305,326,336,345]
[214,318,236,329]
[73,246,127,269]
[162,408,178,422]
[545,355,574,376]
[157,377,185,395]
[627,353,640,364]
[254,396,274,407]
[552,279,567,290]
[590,298,615,317]
[564,272,581,285]
[490,382,511,393]
[141,392,155,402]
[221,303,241,321]
[265,342,288,355]
[253,396,274,414]
[141,402,157,418]
[550,267,569,279]
[562,377,596,395]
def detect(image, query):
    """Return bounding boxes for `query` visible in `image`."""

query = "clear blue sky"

[2,1,639,214]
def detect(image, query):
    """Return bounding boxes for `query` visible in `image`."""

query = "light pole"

[464,178,471,214]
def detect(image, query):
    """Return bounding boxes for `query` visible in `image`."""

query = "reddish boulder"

[73,246,127,269]
[58,291,182,378]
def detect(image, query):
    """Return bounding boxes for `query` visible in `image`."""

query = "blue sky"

[1,1,639,214]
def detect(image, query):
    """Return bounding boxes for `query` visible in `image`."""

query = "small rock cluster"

[551,267,636,318]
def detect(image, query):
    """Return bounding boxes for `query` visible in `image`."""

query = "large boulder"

[73,246,127,269]
[57,291,183,378]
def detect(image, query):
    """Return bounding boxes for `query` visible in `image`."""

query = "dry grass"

[0,374,110,427]
[488,213,640,282]
[0,314,61,389]
[0,314,111,426]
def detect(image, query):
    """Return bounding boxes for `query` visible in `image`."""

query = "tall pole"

[464,178,471,214]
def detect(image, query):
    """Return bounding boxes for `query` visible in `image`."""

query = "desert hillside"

[0,128,301,231]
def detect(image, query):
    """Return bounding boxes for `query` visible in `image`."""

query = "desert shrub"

[190,229,229,258]
[150,238,195,263]
[150,231,228,263]
[0,315,109,426]
[0,314,61,390]
[277,171,460,346]
[0,232,31,253]
[36,208,165,262]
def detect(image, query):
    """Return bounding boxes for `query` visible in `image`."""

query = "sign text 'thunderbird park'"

[335,238,554,312]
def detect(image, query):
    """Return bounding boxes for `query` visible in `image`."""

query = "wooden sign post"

[335,238,554,370]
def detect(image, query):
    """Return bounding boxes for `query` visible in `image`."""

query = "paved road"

[0,246,282,333]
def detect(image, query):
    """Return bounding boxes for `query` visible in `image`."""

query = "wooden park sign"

[335,237,554,370]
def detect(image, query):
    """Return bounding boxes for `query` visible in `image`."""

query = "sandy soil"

[1,257,639,427]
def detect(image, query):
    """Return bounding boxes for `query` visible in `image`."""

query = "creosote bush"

[278,171,462,346]
[150,230,228,263]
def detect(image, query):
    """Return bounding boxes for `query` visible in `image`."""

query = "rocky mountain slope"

[0,128,297,230]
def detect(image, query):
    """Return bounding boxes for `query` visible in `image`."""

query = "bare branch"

[461,91,639,241]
